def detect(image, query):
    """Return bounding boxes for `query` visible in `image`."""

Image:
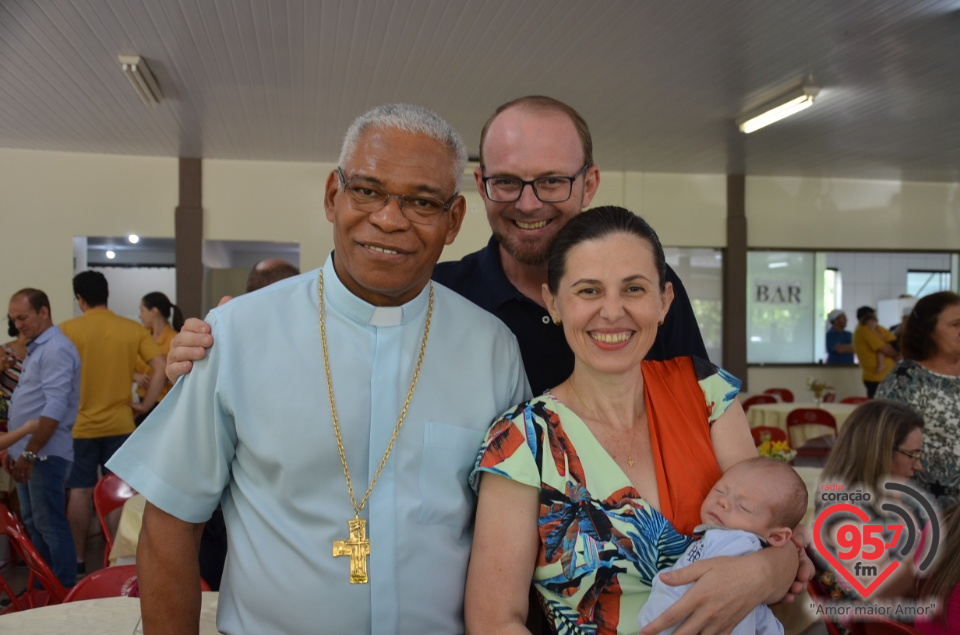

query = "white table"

[0,592,221,634]
[747,402,857,445]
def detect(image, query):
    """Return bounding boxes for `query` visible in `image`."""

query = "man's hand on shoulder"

[166,318,215,383]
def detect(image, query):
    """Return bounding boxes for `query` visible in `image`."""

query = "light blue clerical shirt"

[108,255,529,634]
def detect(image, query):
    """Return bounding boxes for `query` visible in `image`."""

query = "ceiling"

[2,0,959,183]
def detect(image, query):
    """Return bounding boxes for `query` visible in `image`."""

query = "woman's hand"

[639,544,801,635]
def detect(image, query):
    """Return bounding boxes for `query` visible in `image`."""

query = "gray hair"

[338,104,468,191]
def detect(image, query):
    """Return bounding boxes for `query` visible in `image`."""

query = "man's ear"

[323,170,340,223]
[766,527,793,548]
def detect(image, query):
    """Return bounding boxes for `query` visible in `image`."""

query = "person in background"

[466,207,803,635]
[853,305,898,397]
[916,503,960,635]
[1,317,27,413]
[60,271,166,576]
[877,291,960,508]
[825,309,854,364]
[133,292,183,423]
[814,399,926,601]
[639,457,807,635]
[200,259,300,591]
[4,288,81,589]
[245,258,300,293]
[0,317,28,528]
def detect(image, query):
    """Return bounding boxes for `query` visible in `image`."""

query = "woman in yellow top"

[134,292,183,422]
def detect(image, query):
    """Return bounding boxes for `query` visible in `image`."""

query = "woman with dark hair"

[466,207,804,634]
[134,292,183,418]
[877,291,960,507]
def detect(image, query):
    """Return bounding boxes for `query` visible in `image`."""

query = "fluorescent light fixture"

[105,250,116,260]
[737,84,820,134]
[768,261,789,269]
[128,234,140,244]
[118,55,162,105]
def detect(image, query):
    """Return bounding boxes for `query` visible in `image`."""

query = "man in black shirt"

[433,96,706,394]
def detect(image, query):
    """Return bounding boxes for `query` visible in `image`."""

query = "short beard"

[493,231,550,266]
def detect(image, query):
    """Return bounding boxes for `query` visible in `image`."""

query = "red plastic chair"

[63,564,139,602]
[750,426,788,446]
[0,503,67,610]
[741,394,777,412]
[841,396,870,405]
[786,408,838,456]
[93,473,137,566]
[822,391,837,403]
[62,563,213,602]
[763,388,794,403]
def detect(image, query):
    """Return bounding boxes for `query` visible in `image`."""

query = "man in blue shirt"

[825,309,854,364]
[5,288,80,589]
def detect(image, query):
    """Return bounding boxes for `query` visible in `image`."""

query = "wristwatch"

[21,451,38,463]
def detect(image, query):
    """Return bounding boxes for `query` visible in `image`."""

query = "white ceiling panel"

[0,0,958,182]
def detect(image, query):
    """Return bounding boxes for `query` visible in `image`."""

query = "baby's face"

[700,464,780,539]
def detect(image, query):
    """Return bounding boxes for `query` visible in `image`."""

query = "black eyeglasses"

[336,168,458,225]
[481,164,590,203]
[895,448,923,462]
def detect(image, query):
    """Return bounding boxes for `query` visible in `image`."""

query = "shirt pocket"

[417,422,485,530]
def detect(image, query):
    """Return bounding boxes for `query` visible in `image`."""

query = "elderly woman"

[877,291,960,507]
[465,207,801,635]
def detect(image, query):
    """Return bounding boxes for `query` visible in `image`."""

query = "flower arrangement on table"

[806,377,832,404]
[757,437,797,463]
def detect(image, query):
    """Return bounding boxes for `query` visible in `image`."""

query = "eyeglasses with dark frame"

[481,164,590,203]
[895,448,923,462]
[336,167,458,225]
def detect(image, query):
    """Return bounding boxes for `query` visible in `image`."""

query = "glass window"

[664,248,723,365]
[906,270,951,296]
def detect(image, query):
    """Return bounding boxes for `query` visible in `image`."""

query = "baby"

[639,457,808,635]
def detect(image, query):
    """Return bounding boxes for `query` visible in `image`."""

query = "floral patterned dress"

[877,360,960,507]
[471,357,740,635]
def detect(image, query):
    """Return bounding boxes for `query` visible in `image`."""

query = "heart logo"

[813,503,900,598]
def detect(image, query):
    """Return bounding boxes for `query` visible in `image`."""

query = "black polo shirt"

[433,237,708,395]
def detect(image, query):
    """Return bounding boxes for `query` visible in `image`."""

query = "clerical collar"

[321,254,430,328]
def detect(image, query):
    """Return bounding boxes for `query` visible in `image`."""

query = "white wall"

[747,176,960,250]
[0,149,177,319]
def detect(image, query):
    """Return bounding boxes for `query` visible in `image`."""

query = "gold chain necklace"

[318,271,433,584]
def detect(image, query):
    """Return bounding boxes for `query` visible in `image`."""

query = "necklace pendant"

[333,517,370,584]
[627,456,634,467]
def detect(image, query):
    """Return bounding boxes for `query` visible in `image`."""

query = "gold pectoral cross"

[333,517,370,584]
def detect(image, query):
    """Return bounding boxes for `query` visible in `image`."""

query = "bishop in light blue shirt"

[108,256,529,634]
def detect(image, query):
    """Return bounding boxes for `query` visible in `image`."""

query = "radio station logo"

[813,482,941,615]
[813,481,940,601]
